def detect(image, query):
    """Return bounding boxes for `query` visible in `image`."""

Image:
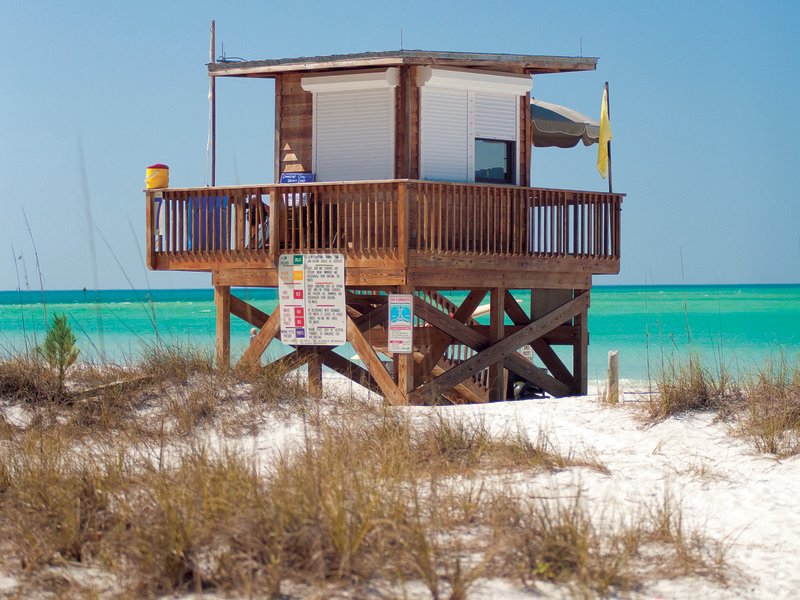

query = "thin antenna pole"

[605,81,613,194]
[400,28,404,50]
[210,20,216,187]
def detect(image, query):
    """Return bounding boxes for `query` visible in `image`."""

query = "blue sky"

[1,0,798,290]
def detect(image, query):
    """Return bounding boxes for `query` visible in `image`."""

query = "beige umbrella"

[530,99,599,148]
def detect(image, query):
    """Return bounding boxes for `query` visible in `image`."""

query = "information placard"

[278,254,346,346]
[388,294,414,354]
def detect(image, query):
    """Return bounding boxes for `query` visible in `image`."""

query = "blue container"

[187,195,229,251]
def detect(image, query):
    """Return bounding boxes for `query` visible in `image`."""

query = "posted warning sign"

[278,254,346,346]
[388,294,414,354]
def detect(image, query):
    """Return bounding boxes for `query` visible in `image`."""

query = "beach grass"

[0,346,742,597]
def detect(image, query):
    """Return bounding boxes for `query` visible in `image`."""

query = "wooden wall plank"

[278,73,313,176]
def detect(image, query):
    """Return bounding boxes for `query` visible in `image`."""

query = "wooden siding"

[276,73,313,177]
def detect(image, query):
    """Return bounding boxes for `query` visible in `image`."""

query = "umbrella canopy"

[530,99,599,148]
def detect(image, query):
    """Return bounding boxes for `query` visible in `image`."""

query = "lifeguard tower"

[145,48,623,404]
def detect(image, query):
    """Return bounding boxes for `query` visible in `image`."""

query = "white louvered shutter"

[420,88,469,181]
[314,89,395,181]
[474,94,517,140]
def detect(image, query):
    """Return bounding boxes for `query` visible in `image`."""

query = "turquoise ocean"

[1,285,798,383]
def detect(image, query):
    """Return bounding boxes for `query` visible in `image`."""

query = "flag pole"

[605,81,612,194]
[210,20,216,187]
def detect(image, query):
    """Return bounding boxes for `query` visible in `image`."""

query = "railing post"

[268,186,280,264]
[398,181,409,267]
[146,191,156,269]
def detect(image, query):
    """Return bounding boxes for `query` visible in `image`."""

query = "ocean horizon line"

[2,281,799,296]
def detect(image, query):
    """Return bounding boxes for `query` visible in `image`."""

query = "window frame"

[474,138,515,184]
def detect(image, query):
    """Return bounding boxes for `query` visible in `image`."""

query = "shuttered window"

[420,87,520,183]
[313,88,395,182]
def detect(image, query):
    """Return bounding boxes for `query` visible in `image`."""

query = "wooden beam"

[229,294,269,328]
[353,300,389,330]
[505,353,570,397]
[318,349,381,395]
[411,292,589,400]
[488,288,505,401]
[503,289,530,324]
[214,285,231,368]
[504,290,573,386]
[274,75,282,182]
[414,289,487,383]
[530,339,573,386]
[573,294,590,395]
[346,315,406,405]
[308,348,322,397]
[237,305,281,368]
[413,294,570,397]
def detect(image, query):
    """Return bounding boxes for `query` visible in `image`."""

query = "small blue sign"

[279,172,314,184]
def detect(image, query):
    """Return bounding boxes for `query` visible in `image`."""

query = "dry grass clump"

[0,431,124,571]
[490,489,726,597]
[0,354,59,402]
[415,416,608,475]
[234,355,310,412]
[647,352,800,457]
[738,356,800,456]
[647,353,739,420]
[139,342,214,384]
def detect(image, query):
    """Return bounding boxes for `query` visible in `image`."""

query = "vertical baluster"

[360,183,366,255]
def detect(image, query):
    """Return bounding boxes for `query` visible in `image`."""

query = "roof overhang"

[208,49,598,78]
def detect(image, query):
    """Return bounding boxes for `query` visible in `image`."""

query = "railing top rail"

[146,179,624,199]
[145,179,408,194]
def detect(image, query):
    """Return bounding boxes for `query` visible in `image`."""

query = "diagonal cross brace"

[410,292,589,401]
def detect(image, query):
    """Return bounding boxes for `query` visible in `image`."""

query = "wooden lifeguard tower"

[145,48,623,404]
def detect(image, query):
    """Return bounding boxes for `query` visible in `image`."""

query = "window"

[474,139,514,184]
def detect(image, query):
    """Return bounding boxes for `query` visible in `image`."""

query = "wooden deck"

[146,179,623,289]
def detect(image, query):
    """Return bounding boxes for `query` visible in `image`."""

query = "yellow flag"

[597,87,612,178]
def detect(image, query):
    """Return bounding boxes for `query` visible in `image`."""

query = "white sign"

[388,294,414,354]
[278,254,346,346]
[520,344,534,361]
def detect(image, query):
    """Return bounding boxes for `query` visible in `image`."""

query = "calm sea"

[1,285,798,382]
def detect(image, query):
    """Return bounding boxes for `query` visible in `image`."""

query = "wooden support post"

[488,287,505,401]
[607,350,619,404]
[396,353,413,396]
[214,285,230,369]
[394,286,414,398]
[573,290,590,396]
[308,347,323,398]
[397,181,409,266]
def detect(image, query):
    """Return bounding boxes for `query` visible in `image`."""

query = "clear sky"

[1,0,798,291]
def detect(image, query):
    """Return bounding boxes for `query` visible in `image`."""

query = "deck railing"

[146,180,622,265]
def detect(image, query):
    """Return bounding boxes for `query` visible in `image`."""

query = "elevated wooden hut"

[145,49,624,403]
